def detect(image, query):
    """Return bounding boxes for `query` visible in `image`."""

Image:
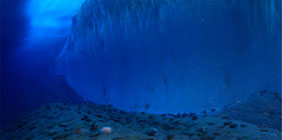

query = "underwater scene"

[0,0,281,139]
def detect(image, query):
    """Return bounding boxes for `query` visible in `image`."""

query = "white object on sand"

[101,127,112,134]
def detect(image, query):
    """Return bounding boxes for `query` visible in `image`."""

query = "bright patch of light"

[24,0,85,46]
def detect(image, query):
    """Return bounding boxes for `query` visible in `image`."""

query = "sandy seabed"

[1,91,281,140]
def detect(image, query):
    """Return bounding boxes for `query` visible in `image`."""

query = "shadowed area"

[0,0,85,127]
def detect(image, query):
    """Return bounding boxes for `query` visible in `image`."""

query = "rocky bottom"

[1,91,281,140]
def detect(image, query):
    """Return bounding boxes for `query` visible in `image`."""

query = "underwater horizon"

[0,0,281,139]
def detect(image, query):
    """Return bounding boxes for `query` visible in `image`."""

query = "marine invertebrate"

[75,127,82,134]
[101,127,112,134]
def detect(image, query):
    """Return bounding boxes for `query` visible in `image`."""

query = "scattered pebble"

[260,129,268,132]
[145,128,158,136]
[230,124,238,128]
[75,127,82,134]
[166,134,175,140]
[189,113,198,120]
[1,99,280,140]
[240,124,247,128]
[221,115,230,120]
[223,121,232,126]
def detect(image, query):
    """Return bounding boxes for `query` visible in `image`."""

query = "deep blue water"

[0,0,281,130]
[0,0,84,127]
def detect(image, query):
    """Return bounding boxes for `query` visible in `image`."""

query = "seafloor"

[1,91,281,140]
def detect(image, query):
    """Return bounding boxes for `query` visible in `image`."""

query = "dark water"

[0,0,281,139]
[0,0,84,127]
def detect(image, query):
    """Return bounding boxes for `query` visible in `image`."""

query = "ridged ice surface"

[56,0,281,113]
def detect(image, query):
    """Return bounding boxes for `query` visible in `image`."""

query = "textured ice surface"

[56,0,281,113]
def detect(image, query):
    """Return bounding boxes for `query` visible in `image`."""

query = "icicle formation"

[70,0,281,41]
[233,0,281,40]
[56,0,281,113]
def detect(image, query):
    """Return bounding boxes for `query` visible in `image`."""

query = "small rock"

[90,122,98,131]
[213,132,220,136]
[112,137,126,140]
[263,112,270,116]
[46,105,51,110]
[47,129,57,136]
[145,128,158,136]
[260,129,268,132]
[188,133,194,137]
[162,124,174,130]
[166,134,175,140]
[261,124,268,128]
[87,111,91,114]
[200,110,206,114]
[217,126,225,129]
[229,124,237,128]
[223,121,232,126]
[196,128,206,134]
[75,127,82,134]
[221,115,230,120]
[173,120,179,124]
[240,124,247,128]
[29,126,36,131]
[59,124,67,128]
[210,108,216,112]
[189,113,198,120]
[207,122,214,126]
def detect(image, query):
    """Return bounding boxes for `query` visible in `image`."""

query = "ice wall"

[56,0,281,113]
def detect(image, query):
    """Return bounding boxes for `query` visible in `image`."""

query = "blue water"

[0,0,281,135]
